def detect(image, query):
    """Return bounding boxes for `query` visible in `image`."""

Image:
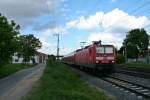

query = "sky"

[0,0,150,55]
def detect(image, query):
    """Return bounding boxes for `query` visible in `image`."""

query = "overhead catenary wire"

[113,0,150,25]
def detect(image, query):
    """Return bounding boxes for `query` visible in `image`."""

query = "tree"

[116,54,125,64]
[0,14,20,66]
[123,28,149,59]
[19,34,42,63]
[126,43,139,58]
[117,46,124,54]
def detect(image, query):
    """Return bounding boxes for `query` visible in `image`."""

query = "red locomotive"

[62,41,116,74]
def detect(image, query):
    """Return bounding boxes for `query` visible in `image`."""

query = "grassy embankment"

[24,59,109,100]
[118,63,150,72]
[0,64,34,78]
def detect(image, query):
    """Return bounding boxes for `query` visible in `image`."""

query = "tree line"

[117,28,149,63]
[0,14,42,67]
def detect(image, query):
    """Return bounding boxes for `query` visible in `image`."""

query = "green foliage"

[24,60,108,100]
[18,34,42,63]
[48,55,56,62]
[125,63,150,68]
[117,46,124,54]
[118,63,150,72]
[123,28,149,58]
[126,43,139,58]
[116,54,125,64]
[0,14,20,66]
[0,13,42,66]
[0,64,34,78]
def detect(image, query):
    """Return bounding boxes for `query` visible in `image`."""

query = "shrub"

[116,54,125,64]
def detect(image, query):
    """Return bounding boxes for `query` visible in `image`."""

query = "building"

[12,51,48,64]
[37,52,48,63]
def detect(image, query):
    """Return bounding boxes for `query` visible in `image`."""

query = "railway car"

[62,40,116,74]
[63,52,75,65]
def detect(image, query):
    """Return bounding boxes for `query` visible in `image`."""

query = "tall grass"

[24,59,108,100]
[0,64,34,78]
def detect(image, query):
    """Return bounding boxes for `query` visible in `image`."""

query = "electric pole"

[54,34,60,60]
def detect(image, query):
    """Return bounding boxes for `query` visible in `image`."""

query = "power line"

[129,1,150,14]
[113,0,150,25]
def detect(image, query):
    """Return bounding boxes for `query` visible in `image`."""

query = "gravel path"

[0,63,45,100]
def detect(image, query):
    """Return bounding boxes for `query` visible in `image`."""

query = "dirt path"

[0,63,45,100]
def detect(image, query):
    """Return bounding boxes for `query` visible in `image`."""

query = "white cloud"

[0,0,59,27]
[66,12,104,30]
[60,47,73,55]
[38,26,67,40]
[66,8,149,48]
[38,43,73,55]
[66,20,78,29]
[66,8,149,33]
[87,32,123,48]
[36,26,67,54]
[103,9,149,32]
[38,42,56,55]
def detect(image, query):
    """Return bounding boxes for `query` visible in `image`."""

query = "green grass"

[23,60,109,100]
[118,63,150,71]
[0,63,34,78]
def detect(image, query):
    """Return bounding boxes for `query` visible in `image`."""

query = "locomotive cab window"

[96,47,104,54]
[105,47,113,54]
[96,46,113,54]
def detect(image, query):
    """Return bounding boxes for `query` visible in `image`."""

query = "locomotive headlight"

[96,61,99,63]
[112,61,114,63]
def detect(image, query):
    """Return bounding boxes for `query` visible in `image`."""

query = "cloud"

[66,8,149,48]
[50,26,67,34]
[0,0,59,27]
[66,12,104,30]
[38,42,56,54]
[38,26,67,38]
[36,26,67,54]
[37,26,67,46]
[38,42,73,55]
[66,8,149,33]
[87,32,123,48]
[66,20,78,29]
[60,47,73,55]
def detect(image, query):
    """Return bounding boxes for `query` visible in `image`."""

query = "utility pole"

[54,34,59,60]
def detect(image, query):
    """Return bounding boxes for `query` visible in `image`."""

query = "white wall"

[12,53,40,64]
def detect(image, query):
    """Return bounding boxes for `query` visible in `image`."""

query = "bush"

[116,54,125,64]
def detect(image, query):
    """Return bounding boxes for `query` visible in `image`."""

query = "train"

[62,40,116,75]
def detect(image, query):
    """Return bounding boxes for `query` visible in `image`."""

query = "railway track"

[102,76,150,99]
[70,65,150,99]
[116,68,150,79]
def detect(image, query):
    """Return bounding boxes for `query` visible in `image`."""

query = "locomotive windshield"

[96,47,104,54]
[96,47,113,54]
[105,47,113,53]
